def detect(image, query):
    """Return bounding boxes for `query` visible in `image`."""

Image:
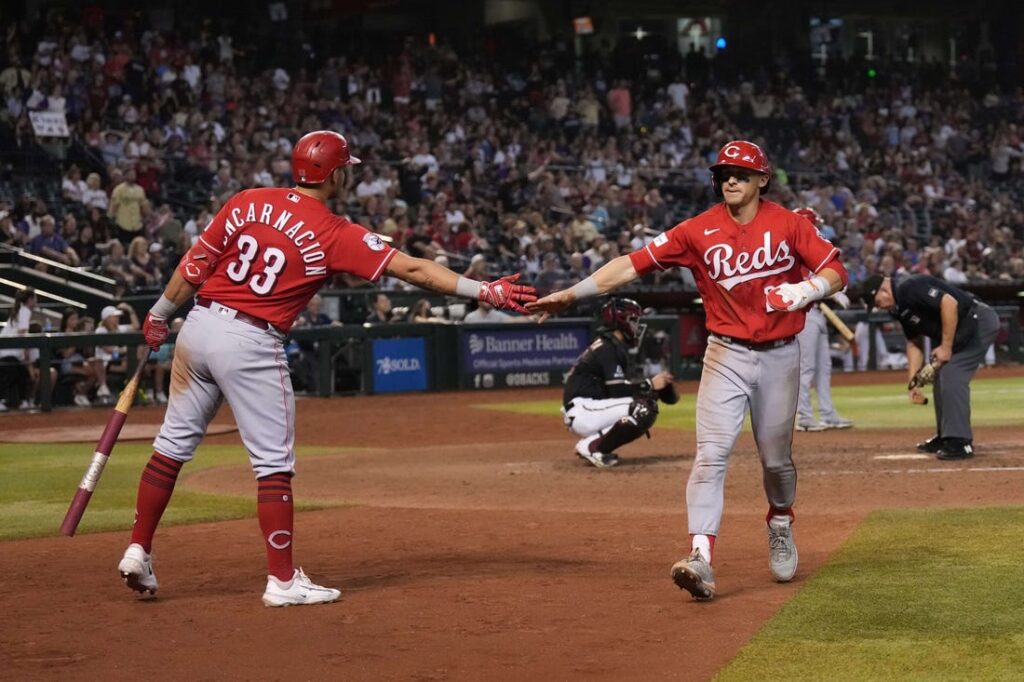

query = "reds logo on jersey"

[703,232,797,291]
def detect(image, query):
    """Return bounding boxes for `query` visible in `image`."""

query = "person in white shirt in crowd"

[0,288,37,410]
[463,300,513,324]
[81,173,109,210]
[93,303,140,403]
[62,166,89,204]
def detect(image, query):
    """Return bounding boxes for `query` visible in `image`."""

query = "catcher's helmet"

[709,140,771,197]
[292,130,361,185]
[794,207,821,227]
[600,297,644,345]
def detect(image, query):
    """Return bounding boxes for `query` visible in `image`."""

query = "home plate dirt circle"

[0,423,237,443]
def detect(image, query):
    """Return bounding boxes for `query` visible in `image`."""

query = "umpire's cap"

[859,274,885,308]
[292,130,361,185]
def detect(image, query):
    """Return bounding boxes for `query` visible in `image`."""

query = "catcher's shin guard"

[594,399,658,454]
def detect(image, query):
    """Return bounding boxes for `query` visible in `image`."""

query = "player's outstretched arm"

[385,251,536,313]
[527,254,640,317]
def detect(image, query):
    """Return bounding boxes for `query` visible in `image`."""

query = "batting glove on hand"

[479,273,537,314]
[767,277,829,312]
[143,312,169,352]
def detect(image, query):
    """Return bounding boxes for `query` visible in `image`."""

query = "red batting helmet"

[292,130,361,185]
[709,140,771,196]
[794,207,821,227]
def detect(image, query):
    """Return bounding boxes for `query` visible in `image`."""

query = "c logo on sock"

[268,530,292,549]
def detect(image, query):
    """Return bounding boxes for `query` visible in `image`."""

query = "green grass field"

[477,376,1024,430]
[718,507,1024,681]
[0,443,346,541]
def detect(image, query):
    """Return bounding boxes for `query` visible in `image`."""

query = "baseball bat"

[59,347,152,536]
[819,302,859,357]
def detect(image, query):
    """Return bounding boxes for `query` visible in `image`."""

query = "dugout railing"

[3,306,1021,412]
[0,315,682,412]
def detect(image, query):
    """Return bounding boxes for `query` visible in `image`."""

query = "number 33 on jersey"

[195,187,396,332]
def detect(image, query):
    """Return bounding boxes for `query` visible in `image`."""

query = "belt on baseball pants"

[711,333,796,351]
[195,297,275,331]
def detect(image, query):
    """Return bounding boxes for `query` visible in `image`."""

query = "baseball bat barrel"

[818,302,854,341]
[59,348,150,537]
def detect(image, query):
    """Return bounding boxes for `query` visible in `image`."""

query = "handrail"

[0,276,88,308]
[0,243,118,286]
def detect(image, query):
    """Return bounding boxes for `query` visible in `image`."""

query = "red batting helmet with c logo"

[292,130,361,185]
[709,140,771,196]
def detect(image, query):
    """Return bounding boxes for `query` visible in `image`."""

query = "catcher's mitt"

[908,361,939,391]
[658,382,680,405]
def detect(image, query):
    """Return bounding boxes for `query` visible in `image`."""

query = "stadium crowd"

[0,8,1022,408]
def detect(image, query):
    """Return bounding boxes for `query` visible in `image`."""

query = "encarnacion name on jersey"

[221,202,328,276]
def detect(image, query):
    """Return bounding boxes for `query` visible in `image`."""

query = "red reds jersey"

[196,188,396,332]
[629,200,846,342]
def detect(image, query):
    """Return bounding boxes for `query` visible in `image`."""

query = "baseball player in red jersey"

[117,131,535,606]
[529,140,848,601]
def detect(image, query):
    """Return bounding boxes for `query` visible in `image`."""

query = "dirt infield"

[3,372,1024,681]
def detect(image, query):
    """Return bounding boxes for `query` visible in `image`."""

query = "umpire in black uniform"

[861,274,999,460]
[561,298,678,468]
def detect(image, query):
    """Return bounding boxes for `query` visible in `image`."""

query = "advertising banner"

[460,325,589,389]
[372,337,428,393]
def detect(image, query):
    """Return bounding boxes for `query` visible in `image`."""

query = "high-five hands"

[525,289,575,322]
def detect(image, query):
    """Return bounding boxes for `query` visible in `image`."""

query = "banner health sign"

[461,326,589,386]
[372,337,428,393]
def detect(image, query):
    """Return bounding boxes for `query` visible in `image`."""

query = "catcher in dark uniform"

[562,298,678,468]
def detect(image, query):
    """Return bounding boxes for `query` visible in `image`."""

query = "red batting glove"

[479,273,537,314]
[142,312,169,352]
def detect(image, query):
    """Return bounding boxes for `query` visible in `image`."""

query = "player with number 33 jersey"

[116,130,535,607]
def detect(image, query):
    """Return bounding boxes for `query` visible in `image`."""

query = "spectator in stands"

[0,288,36,410]
[108,167,147,244]
[607,80,632,130]
[57,308,102,407]
[101,239,134,287]
[62,166,88,204]
[28,215,79,267]
[93,303,140,402]
[80,172,109,210]
[406,298,449,324]
[463,300,513,324]
[365,292,394,324]
[69,224,98,267]
[127,235,162,288]
[462,253,489,280]
[535,252,567,297]
[0,209,24,247]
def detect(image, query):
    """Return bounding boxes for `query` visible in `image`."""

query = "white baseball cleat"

[262,568,341,607]
[767,516,799,582]
[795,421,826,432]
[822,417,854,430]
[574,434,619,468]
[118,543,158,595]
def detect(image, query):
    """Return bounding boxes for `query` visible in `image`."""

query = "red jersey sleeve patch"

[629,223,691,276]
[329,220,397,282]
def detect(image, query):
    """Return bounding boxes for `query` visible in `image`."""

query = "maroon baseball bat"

[60,348,152,536]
